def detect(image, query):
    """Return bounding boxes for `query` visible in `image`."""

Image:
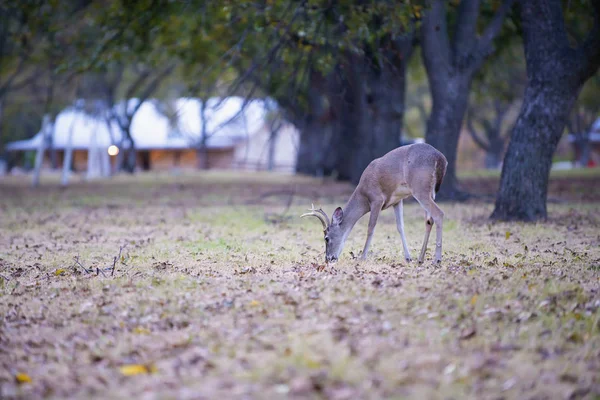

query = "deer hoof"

[405,257,412,263]
[434,258,442,265]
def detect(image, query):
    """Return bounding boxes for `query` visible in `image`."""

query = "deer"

[301,142,448,264]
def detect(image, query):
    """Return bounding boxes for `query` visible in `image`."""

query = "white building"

[6,97,299,173]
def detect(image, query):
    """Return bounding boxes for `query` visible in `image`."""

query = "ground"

[1,170,599,400]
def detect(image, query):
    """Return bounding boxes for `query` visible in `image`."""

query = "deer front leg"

[360,200,383,260]
[416,198,444,264]
[418,213,433,264]
[393,200,412,262]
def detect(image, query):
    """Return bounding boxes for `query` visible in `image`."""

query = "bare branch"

[470,0,517,73]
[466,109,491,151]
[111,245,126,277]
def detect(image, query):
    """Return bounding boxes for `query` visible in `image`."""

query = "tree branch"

[578,0,600,81]
[466,109,491,150]
[453,0,480,65]
[470,0,517,73]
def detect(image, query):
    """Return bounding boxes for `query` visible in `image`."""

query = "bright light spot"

[108,145,119,156]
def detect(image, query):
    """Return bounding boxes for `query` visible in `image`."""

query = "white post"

[87,123,100,180]
[61,110,78,186]
[32,114,52,187]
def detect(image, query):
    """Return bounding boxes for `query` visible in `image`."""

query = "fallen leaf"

[505,231,511,240]
[15,373,32,384]
[119,364,156,376]
[470,294,478,306]
[249,300,262,307]
[133,326,151,335]
[54,269,66,276]
[460,326,477,340]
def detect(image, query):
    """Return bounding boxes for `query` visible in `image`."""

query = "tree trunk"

[295,72,333,176]
[197,99,210,170]
[329,59,371,183]
[120,133,136,173]
[367,48,409,163]
[331,46,411,184]
[492,0,600,221]
[425,76,471,199]
[0,98,5,175]
[491,82,577,220]
[267,123,280,171]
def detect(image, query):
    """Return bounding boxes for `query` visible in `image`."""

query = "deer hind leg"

[361,200,383,260]
[393,200,412,262]
[415,195,444,264]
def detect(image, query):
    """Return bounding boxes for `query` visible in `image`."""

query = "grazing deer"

[302,143,447,264]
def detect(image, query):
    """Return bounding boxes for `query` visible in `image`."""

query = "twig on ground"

[74,256,92,274]
[111,245,127,277]
[0,273,10,281]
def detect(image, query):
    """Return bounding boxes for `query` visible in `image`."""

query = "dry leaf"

[249,300,261,307]
[54,269,66,276]
[119,364,156,376]
[505,231,511,239]
[15,372,32,384]
[460,326,477,340]
[470,294,478,306]
[133,327,151,335]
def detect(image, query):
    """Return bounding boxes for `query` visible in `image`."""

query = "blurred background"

[0,1,598,210]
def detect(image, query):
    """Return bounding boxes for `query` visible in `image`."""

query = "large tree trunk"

[492,83,577,220]
[492,0,600,221]
[421,0,517,199]
[331,44,411,184]
[425,76,471,198]
[368,40,411,163]
[295,98,330,176]
[295,71,334,176]
[329,59,371,183]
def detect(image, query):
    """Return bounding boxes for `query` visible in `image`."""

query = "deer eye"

[325,236,330,243]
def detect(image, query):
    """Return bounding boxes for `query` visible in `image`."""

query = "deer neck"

[340,191,369,236]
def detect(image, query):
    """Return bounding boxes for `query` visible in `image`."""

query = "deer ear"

[332,207,343,225]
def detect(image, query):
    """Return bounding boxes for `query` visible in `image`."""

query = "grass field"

[1,170,599,399]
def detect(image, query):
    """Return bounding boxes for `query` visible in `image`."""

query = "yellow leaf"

[505,231,511,239]
[249,300,261,307]
[133,327,151,335]
[54,269,66,276]
[119,364,154,376]
[470,294,478,306]
[15,373,32,384]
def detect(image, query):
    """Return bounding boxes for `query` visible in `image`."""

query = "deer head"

[301,204,346,263]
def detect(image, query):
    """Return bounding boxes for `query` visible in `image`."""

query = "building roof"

[6,97,273,152]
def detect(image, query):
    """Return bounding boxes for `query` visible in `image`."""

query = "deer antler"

[300,203,330,230]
